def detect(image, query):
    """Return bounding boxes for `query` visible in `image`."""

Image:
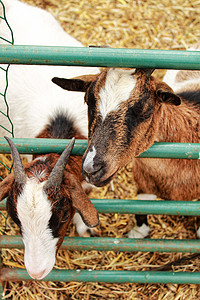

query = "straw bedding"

[1,0,200,299]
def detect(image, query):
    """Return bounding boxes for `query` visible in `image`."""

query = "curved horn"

[4,136,26,185]
[44,137,75,190]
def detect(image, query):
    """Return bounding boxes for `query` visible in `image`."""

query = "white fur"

[163,44,200,93]
[128,223,150,239]
[83,145,96,174]
[17,178,58,279]
[197,227,200,239]
[99,68,136,120]
[0,0,99,139]
[73,213,95,237]
[137,194,157,200]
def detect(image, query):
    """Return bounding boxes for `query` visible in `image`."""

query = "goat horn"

[44,137,75,190]
[4,136,26,185]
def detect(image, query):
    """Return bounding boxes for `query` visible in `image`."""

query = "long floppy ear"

[0,173,14,201]
[156,81,181,106]
[67,173,99,228]
[52,74,99,92]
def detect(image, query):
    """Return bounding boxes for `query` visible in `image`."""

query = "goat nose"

[83,145,99,174]
[27,269,47,280]
[83,160,103,175]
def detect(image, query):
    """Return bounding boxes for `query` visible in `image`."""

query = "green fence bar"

[0,138,200,159]
[0,137,87,156]
[1,268,200,284]
[91,199,200,215]
[1,236,200,253]
[1,199,200,215]
[0,45,199,69]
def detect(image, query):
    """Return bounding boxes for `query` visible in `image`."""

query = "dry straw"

[1,0,200,299]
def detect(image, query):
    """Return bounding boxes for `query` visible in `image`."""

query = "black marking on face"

[85,81,98,136]
[6,182,23,228]
[47,188,73,238]
[125,89,154,145]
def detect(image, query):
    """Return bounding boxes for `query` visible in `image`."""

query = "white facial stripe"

[99,69,136,120]
[17,178,58,279]
[83,146,96,173]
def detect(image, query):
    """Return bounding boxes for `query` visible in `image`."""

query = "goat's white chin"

[24,251,56,280]
[25,261,54,280]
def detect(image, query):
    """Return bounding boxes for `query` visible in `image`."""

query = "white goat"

[0,0,99,139]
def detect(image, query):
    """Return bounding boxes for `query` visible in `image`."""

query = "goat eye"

[61,210,70,223]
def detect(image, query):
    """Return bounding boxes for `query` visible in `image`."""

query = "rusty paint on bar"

[1,236,200,253]
[0,138,200,159]
[0,45,200,70]
[1,268,200,284]
[1,199,200,216]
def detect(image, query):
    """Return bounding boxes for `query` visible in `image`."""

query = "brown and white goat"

[0,115,98,280]
[52,48,200,238]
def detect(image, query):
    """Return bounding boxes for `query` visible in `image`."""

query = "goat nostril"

[92,164,103,174]
[83,156,104,175]
[85,164,103,177]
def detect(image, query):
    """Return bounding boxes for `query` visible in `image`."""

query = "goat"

[52,44,200,239]
[0,122,98,280]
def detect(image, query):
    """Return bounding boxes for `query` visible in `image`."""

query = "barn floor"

[1,0,200,299]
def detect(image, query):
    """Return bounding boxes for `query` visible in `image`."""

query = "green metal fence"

[0,0,200,294]
[0,58,200,289]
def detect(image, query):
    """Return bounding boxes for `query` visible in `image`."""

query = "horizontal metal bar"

[0,138,200,159]
[1,236,200,253]
[0,45,199,69]
[1,199,200,215]
[1,268,200,284]
[92,199,200,215]
[0,137,86,155]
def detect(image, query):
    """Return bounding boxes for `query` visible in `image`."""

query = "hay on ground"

[1,0,200,299]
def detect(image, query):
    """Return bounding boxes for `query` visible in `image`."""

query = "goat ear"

[0,173,14,201]
[52,74,99,92]
[156,89,181,106]
[67,173,99,227]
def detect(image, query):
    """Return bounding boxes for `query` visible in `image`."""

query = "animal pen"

[0,1,200,298]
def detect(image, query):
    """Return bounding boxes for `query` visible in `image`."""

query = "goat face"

[7,177,74,280]
[52,68,181,187]
[3,137,98,279]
